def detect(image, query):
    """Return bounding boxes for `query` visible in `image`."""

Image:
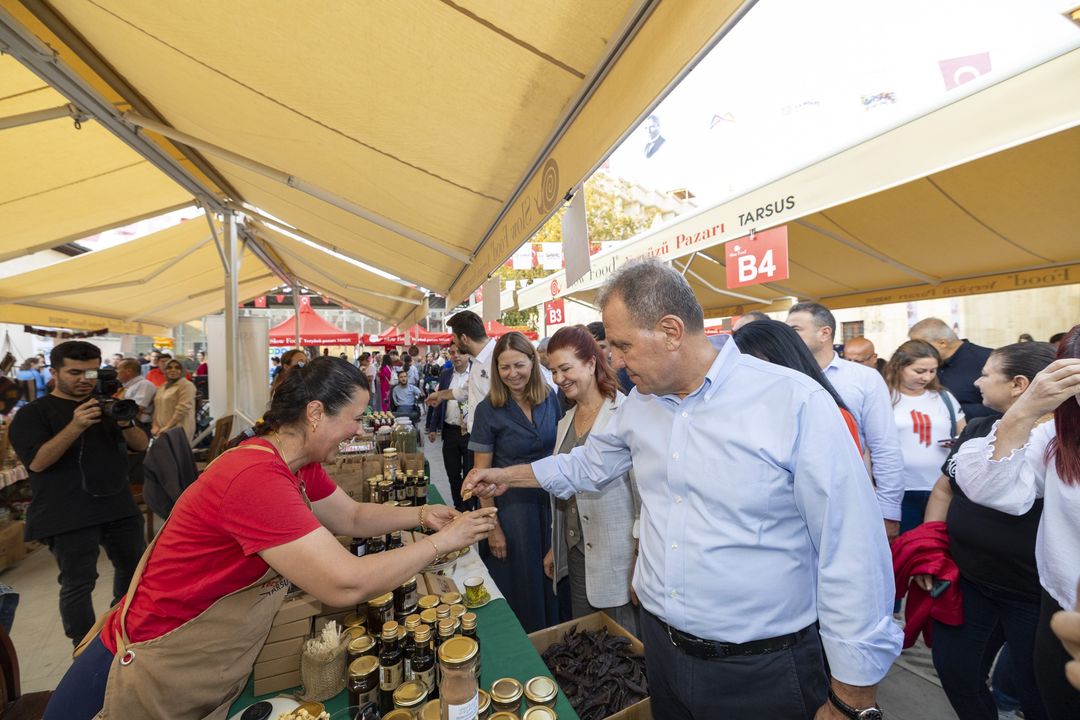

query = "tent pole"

[223,211,240,418]
[294,284,302,351]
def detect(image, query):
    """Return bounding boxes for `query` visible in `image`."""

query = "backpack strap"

[941,391,957,438]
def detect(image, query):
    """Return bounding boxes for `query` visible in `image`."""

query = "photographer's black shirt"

[8,395,138,540]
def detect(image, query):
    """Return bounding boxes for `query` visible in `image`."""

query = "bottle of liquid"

[379,621,405,714]
[412,623,437,698]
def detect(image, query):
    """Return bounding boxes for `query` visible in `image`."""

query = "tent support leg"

[294,284,302,350]
[223,210,240,418]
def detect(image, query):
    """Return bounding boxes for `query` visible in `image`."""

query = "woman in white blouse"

[955,325,1080,718]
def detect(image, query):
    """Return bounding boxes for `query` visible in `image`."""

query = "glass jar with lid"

[393,679,430,716]
[419,699,441,720]
[523,676,557,709]
[348,655,380,710]
[367,592,395,631]
[488,713,520,720]
[522,707,557,720]
[383,448,400,479]
[438,636,479,720]
[489,678,524,715]
[348,634,378,664]
[393,417,418,454]
[477,689,492,720]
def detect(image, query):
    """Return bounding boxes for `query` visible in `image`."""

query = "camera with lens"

[84,367,139,423]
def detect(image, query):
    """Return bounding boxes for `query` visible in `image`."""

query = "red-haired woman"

[955,324,1080,718]
[542,326,640,634]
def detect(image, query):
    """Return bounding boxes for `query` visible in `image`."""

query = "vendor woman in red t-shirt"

[46,356,497,720]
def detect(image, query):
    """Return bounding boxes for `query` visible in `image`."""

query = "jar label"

[416,667,436,692]
[353,686,378,708]
[380,661,403,691]
[445,693,478,720]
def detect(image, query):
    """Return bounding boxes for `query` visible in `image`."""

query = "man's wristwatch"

[828,688,883,719]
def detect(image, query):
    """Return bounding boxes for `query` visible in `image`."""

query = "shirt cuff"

[467,440,493,453]
[877,499,901,522]
[819,616,903,686]
[531,456,575,500]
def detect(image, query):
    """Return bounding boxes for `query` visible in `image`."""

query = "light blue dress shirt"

[824,353,905,521]
[531,336,902,686]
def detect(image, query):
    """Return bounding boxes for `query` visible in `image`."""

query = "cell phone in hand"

[938,438,957,449]
[930,579,952,598]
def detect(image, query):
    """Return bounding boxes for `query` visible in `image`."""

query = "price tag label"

[725,226,789,288]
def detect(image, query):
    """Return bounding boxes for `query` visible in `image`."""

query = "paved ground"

[5,432,958,718]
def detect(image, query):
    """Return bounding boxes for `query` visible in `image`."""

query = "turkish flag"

[300,295,312,308]
[254,296,267,308]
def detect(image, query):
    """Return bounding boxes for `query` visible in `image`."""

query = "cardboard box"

[256,636,306,663]
[265,618,312,644]
[253,669,301,696]
[272,593,322,626]
[0,521,26,571]
[253,653,301,680]
[528,612,652,720]
[422,572,458,597]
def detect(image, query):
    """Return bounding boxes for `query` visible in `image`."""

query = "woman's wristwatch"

[828,688,883,719]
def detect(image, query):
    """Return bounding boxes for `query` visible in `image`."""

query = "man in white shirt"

[426,311,495,435]
[426,345,473,508]
[787,302,905,541]
[116,358,155,429]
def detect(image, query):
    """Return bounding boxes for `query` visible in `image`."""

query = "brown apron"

[82,444,304,719]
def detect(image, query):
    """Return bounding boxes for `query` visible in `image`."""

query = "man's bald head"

[843,337,878,368]
[909,317,962,360]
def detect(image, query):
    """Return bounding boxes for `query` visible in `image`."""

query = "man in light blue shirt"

[786,303,905,542]
[465,261,901,720]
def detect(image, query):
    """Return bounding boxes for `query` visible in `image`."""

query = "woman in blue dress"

[469,331,564,632]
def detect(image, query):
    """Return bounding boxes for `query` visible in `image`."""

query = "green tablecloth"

[229,488,578,719]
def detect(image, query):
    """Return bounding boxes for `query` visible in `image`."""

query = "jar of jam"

[383,710,414,720]
[395,576,419,617]
[438,636,479,720]
[489,713,520,720]
[440,592,462,606]
[348,634,378,664]
[367,592,395,631]
[419,608,438,628]
[393,679,429,716]
[345,611,366,630]
[348,655,380,709]
[350,536,368,557]
[521,708,556,720]
[418,595,440,612]
[419,699,441,720]
[477,689,492,720]
[449,604,466,622]
[388,531,405,550]
[523,677,557,709]
[379,479,395,504]
[347,625,368,643]
[368,535,387,555]
[489,678,523,715]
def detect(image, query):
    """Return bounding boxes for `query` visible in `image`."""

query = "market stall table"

[229,487,579,720]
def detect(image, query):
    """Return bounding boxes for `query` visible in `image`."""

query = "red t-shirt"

[100,438,337,653]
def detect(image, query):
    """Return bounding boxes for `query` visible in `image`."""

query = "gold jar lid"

[449,604,466,619]
[344,611,365,628]
[418,594,439,610]
[419,608,438,625]
[420,699,441,720]
[414,623,432,643]
[383,711,413,720]
[378,479,394,488]
[490,677,524,704]
[348,655,379,678]
[404,614,422,630]
[381,620,400,640]
[437,618,456,637]
[440,592,462,605]
[383,448,399,456]
[489,713,521,720]
[348,634,376,655]
[393,679,429,708]
[438,636,478,666]
[522,708,557,720]
[346,626,367,641]
[401,575,418,588]
[370,592,394,607]
[460,612,477,631]
[478,689,491,713]
[524,676,558,704]
[397,625,407,641]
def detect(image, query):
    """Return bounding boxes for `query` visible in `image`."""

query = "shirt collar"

[825,352,843,373]
[475,338,496,363]
[657,334,741,405]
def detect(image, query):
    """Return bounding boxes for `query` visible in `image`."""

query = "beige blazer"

[152,377,197,442]
[550,391,640,608]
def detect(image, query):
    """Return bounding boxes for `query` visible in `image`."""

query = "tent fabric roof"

[268,304,358,347]
[0,55,193,263]
[519,49,1080,318]
[0,214,277,335]
[1,0,745,316]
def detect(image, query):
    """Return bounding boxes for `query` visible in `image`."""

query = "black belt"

[652,613,813,659]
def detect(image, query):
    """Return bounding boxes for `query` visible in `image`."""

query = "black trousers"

[441,424,473,509]
[1035,588,1080,719]
[641,610,828,719]
[45,515,146,645]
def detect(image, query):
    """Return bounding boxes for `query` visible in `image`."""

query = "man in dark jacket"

[908,318,994,419]
[425,345,473,509]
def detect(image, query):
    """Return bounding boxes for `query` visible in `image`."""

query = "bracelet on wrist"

[424,536,440,558]
[418,505,428,531]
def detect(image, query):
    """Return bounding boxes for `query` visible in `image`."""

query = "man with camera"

[8,341,148,646]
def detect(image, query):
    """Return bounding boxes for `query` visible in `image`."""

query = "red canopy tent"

[484,320,539,341]
[268,304,359,347]
[404,324,452,346]
[359,327,406,347]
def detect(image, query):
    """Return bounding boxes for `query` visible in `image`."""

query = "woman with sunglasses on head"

[955,325,1080,718]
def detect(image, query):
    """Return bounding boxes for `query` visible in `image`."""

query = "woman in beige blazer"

[152,358,197,442]
[543,325,640,634]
